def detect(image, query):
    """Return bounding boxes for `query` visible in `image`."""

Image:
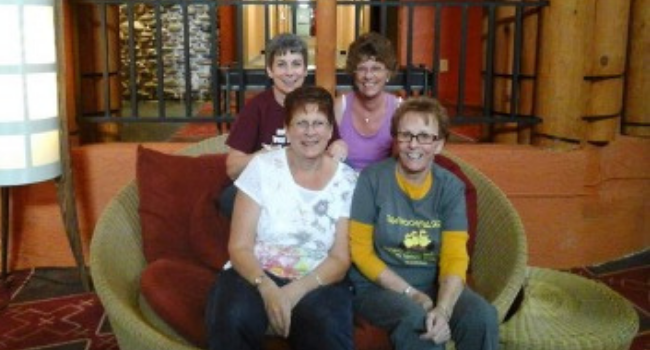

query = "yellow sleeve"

[439,231,469,282]
[349,220,387,281]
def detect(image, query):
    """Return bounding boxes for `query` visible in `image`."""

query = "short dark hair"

[266,33,309,68]
[284,86,335,126]
[345,32,398,75]
[390,97,450,139]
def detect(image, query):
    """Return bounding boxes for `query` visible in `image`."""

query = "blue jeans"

[205,268,354,350]
[354,285,498,350]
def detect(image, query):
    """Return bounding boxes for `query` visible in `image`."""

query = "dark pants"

[354,285,498,350]
[205,268,354,350]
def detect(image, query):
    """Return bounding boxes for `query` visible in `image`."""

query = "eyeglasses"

[396,131,441,144]
[355,66,386,76]
[293,120,330,132]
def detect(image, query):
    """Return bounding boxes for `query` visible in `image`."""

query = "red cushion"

[189,190,231,270]
[141,259,394,349]
[435,154,478,257]
[353,315,393,350]
[136,146,230,263]
[140,258,217,347]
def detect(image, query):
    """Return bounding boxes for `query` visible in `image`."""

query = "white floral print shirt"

[235,148,357,279]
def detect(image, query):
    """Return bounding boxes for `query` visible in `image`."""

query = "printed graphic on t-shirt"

[255,198,338,279]
[261,128,289,151]
[403,229,432,250]
[272,128,288,146]
[383,215,440,266]
[247,152,357,280]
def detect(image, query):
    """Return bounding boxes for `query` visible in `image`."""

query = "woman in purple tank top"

[335,32,401,172]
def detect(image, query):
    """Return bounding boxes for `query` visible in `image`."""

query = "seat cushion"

[141,259,395,350]
[140,258,218,347]
[136,146,231,263]
[353,315,393,350]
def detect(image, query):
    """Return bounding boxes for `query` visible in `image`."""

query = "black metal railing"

[70,0,549,142]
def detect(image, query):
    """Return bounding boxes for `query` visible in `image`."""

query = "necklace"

[359,94,386,124]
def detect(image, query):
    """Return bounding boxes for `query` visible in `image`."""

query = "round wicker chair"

[90,134,528,350]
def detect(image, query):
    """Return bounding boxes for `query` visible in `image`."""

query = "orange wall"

[3,136,649,272]
[397,3,483,107]
[451,136,650,267]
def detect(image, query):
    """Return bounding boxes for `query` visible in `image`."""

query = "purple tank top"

[339,93,398,171]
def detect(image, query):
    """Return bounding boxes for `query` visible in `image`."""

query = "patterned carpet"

[0,250,648,350]
[0,269,117,350]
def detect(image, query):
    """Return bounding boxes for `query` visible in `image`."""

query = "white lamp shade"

[0,0,62,186]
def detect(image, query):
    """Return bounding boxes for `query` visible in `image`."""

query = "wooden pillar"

[76,3,122,143]
[583,0,630,144]
[534,0,591,149]
[516,7,539,145]
[218,5,236,66]
[315,0,336,95]
[61,0,80,147]
[490,4,539,145]
[623,0,650,137]
[490,6,515,143]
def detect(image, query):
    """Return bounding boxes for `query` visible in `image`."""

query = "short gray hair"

[265,33,309,67]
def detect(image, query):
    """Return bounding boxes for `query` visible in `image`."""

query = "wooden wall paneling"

[534,0,591,149]
[583,0,630,144]
[623,0,650,137]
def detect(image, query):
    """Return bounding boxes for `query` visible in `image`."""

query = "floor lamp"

[0,0,91,310]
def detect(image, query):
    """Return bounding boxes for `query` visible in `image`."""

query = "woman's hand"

[419,306,451,344]
[259,282,294,338]
[281,281,307,309]
[259,278,310,337]
[327,139,348,162]
[409,289,434,311]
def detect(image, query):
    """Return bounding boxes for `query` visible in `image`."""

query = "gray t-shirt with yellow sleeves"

[349,157,467,293]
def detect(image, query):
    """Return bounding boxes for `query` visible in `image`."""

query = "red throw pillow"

[136,146,231,263]
[188,191,231,270]
[140,258,217,347]
[435,154,478,257]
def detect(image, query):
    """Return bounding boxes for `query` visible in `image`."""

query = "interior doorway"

[242,1,368,69]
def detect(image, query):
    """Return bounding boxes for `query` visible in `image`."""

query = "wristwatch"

[253,274,266,288]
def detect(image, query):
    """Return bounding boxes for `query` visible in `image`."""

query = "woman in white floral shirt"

[205,86,358,350]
